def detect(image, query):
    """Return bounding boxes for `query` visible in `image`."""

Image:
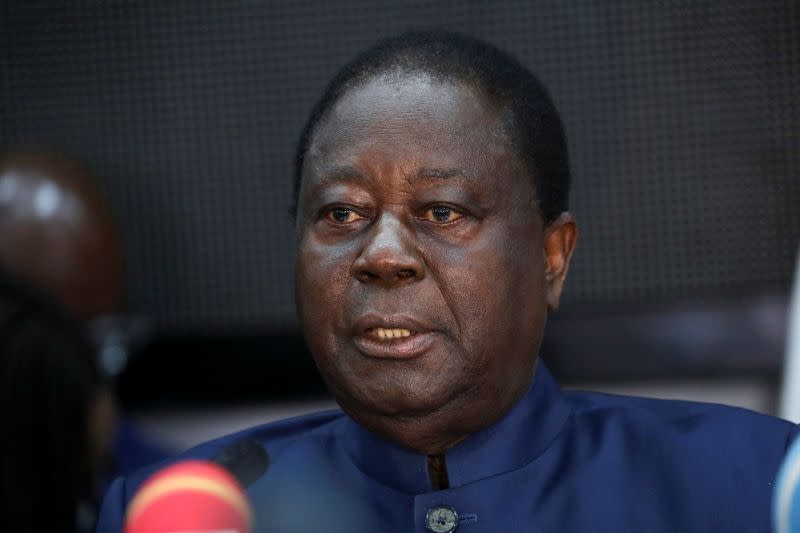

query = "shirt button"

[425,505,459,533]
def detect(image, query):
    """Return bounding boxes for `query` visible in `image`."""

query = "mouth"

[351,315,438,359]
[368,327,413,340]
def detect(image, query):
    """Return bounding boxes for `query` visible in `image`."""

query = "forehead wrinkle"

[304,164,371,200]
[404,167,469,184]
[311,161,473,191]
[315,164,371,185]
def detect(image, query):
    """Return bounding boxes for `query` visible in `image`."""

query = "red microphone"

[124,460,252,533]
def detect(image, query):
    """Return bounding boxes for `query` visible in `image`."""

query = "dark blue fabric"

[97,364,798,532]
[111,417,174,478]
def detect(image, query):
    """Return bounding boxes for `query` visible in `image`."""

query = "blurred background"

[1,1,798,452]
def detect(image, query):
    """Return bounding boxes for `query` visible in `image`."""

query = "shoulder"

[563,389,798,479]
[559,391,798,529]
[565,389,795,442]
[96,408,347,532]
[178,408,347,463]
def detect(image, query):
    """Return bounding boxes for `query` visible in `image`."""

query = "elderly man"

[98,31,796,532]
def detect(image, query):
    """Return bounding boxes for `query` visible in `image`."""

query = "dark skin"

[295,73,577,455]
[0,150,124,321]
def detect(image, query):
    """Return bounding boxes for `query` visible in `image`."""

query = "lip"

[350,313,439,360]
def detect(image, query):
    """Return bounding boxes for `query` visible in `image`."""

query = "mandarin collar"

[342,362,572,494]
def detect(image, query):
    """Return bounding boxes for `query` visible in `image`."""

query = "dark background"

[2,2,798,404]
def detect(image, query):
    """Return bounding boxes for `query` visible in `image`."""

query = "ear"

[543,212,578,311]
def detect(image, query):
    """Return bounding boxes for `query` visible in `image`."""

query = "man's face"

[295,74,575,450]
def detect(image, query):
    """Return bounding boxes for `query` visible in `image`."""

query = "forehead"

[325,72,503,132]
[305,73,523,183]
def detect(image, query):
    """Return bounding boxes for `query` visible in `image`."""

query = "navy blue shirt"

[97,364,798,532]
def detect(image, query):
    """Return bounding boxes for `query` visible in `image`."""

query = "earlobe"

[543,212,578,311]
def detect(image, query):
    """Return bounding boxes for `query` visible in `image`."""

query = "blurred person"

[0,147,171,480]
[0,269,111,532]
[99,31,798,532]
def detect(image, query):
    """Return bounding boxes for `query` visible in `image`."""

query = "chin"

[337,378,466,420]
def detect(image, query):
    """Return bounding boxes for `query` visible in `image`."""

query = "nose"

[351,214,424,286]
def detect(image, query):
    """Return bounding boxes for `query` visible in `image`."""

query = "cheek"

[424,225,546,356]
[295,236,356,330]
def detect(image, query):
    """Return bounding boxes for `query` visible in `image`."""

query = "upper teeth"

[375,327,412,339]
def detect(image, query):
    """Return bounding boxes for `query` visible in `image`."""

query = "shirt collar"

[342,362,572,494]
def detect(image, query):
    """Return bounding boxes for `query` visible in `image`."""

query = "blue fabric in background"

[111,418,174,479]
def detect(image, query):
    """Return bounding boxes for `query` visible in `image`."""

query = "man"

[98,31,797,532]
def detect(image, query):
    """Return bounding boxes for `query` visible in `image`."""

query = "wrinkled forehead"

[306,72,516,172]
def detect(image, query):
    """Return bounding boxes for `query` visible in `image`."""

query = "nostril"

[397,268,416,279]
[357,271,380,282]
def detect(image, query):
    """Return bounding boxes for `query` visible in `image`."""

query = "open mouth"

[366,327,413,340]
[351,317,437,359]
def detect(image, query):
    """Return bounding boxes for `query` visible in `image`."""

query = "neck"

[427,454,450,490]
[344,384,529,455]
[340,362,539,455]
[357,409,473,455]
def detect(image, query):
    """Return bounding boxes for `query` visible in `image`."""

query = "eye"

[325,206,365,224]
[422,205,463,224]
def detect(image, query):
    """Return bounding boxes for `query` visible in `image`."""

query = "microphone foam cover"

[124,460,251,533]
